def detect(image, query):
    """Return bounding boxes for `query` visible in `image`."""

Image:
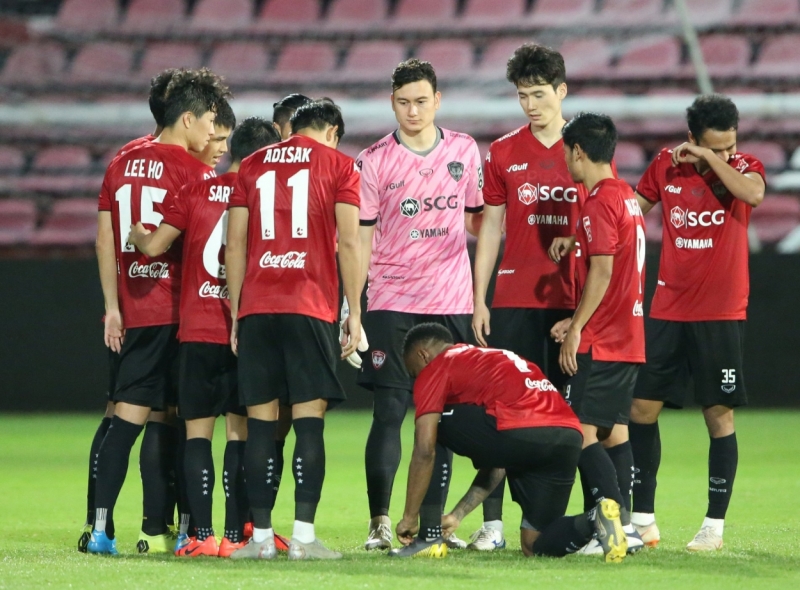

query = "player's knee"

[225,414,247,441]
[520,528,539,557]
[703,405,735,438]
[630,399,662,424]
[372,388,409,427]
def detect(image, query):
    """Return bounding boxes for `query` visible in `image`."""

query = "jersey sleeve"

[98,168,113,212]
[739,153,767,184]
[229,167,250,209]
[161,183,190,231]
[335,156,361,207]
[636,151,666,204]
[356,151,380,224]
[583,197,619,257]
[482,145,507,207]
[464,140,485,212]
[413,360,451,420]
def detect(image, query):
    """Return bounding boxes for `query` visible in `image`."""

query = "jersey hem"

[491,302,576,311]
[366,305,473,315]
[649,312,747,322]
[238,309,336,324]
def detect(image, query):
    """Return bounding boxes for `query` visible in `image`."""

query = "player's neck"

[154,126,190,150]
[397,124,438,153]
[227,162,240,174]
[529,116,566,149]
[582,164,615,193]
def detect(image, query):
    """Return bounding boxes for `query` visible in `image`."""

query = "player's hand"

[472,302,491,347]
[230,318,239,356]
[559,327,581,376]
[549,236,577,263]
[128,221,150,249]
[396,516,419,546]
[671,142,709,166]
[339,297,368,367]
[340,313,363,361]
[550,318,572,343]
[441,513,461,540]
[104,309,125,353]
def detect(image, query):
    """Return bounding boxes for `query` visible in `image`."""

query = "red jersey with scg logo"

[98,142,214,329]
[483,126,588,310]
[229,135,360,323]
[162,172,237,344]
[414,344,581,432]
[637,149,765,321]
[574,178,646,363]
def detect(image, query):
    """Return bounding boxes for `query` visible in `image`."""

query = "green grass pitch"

[1,410,798,589]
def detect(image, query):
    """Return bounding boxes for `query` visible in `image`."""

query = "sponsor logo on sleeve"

[583,217,592,242]
[372,350,386,369]
[477,165,483,190]
[258,251,307,269]
[400,197,420,218]
[447,161,464,182]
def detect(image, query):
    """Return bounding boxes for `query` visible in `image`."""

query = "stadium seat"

[66,43,135,86]
[614,36,682,80]
[737,141,786,170]
[730,0,799,26]
[54,0,118,33]
[415,40,475,82]
[0,147,25,174]
[31,146,92,174]
[137,43,203,84]
[390,0,458,32]
[750,195,800,243]
[121,0,186,34]
[254,0,320,33]
[614,141,647,171]
[337,143,363,159]
[0,199,37,245]
[528,0,594,27]
[268,42,339,84]
[688,35,752,78]
[751,35,800,79]
[0,43,66,88]
[208,42,271,85]
[188,0,253,32]
[790,147,800,169]
[339,41,407,84]
[559,38,613,80]
[458,0,527,31]
[29,198,98,246]
[594,0,664,27]
[664,0,734,26]
[476,37,536,82]
[324,0,388,33]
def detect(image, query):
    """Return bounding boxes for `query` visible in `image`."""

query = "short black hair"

[686,94,739,141]
[392,58,437,94]
[149,68,178,127]
[162,68,232,129]
[506,43,566,90]
[562,112,618,164]
[290,99,345,141]
[403,323,454,359]
[214,99,236,132]
[231,117,281,162]
[273,93,312,127]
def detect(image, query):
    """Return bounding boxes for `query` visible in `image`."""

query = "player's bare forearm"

[132,223,181,257]
[337,204,362,317]
[570,255,613,333]
[450,468,506,521]
[465,211,483,237]
[402,415,439,521]
[96,212,119,312]
[357,224,374,304]
[225,207,249,316]
[473,204,504,305]
[704,157,765,207]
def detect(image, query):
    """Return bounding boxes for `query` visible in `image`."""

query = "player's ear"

[182,111,194,130]
[688,131,697,145]
[557,82,567,100]
[434,91,442,111]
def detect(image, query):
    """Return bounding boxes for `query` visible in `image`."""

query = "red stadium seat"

[0,43,66,88]
[208,42,270,85]
[731,0,799,26]
[614,36,682,80]
[594,0,664,27]
[665,0,734,26]
[268,42,339,84]
[339,41,407,84]
[415,40,475,81]
[737,141,786,170]
[614,142,647,171]
[137,43,203,84]
[390,0,457,32]
[751,195,800,243]
[121,0,186,34]
[255,0,320,33]
[188,0,253,32]
[31,146,92,173]
[477,37,536,82]
[458,0,527,31]
[690,35,752,78]
[55,0,118,33]
[0,199,37,245]
[325,0,388,32]
[751,35,800,79]
[0,147,25,174]
[559,38,613,80]
[528,0,594,27]
[67,43,135,85]
[30,198,98,246]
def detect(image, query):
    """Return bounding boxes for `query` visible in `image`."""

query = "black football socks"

[365,387,409,518]
[532,512,595,557]
[629,421,661,514]
[418,442,451,541]
[184,437,215,541]
[707,433,738,519]
[293,417,325,524]
[578,442,626,511]
[139,421,174,536]
[85,417,111,526]
[244,418,278,530]
[223,440,247,543]
[606,441,635,515]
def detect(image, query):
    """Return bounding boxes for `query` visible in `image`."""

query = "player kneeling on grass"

[129,115,283,558]
[393,323,627,563]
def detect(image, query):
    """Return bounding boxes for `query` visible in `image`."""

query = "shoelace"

[369,523,392,540]
[470,528,495,544]
[691,527,720,545]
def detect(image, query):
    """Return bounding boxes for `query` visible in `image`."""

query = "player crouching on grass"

[129,115,284,558]
[393,323,627,563]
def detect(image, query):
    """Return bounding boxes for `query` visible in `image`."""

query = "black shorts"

[563,353,639,429]
[489,307,572,391]
[436,404,582,532]
[357,311,472,391]
[107,348,120,401]
[635,319,747,409]
[178,342,246,420]
[113,324,179,411]
[237,313,345,408]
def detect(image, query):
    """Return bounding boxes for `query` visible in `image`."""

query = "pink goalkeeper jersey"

[357,128,484,314]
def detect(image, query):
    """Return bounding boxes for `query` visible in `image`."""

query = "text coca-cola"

[128,261,170,279]
[259,251,307,269]
[198,280,229,299]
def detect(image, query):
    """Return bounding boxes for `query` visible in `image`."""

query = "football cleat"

[364,516,393,550]
[86,530,118,556]
[274,532,290,552]
[625,527,645,553]
[78,524,92,553]
[594,499,627,563]
[634,521,661,548]
[175,535,219,557]
[686,526,723,552]
[230,538,277,560]
[388,537,448,559]
[137,531,172,554]
[218,538,247,558]
[288,538,342,560]
[173,533,189,553]
[243,522,253,540]
[467,526,506,551]
[445,532,467,550]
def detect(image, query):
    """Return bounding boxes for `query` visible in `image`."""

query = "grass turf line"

[0,410,798,589]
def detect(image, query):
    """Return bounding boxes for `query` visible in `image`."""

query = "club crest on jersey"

[518,183,537,205]
[692,186,706,197]
[419,168,433,177]
[583,216,592,242]
[372,351,386,369]
[400,197,420,218]
[447,161,464,182]
[539,159,556,170]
